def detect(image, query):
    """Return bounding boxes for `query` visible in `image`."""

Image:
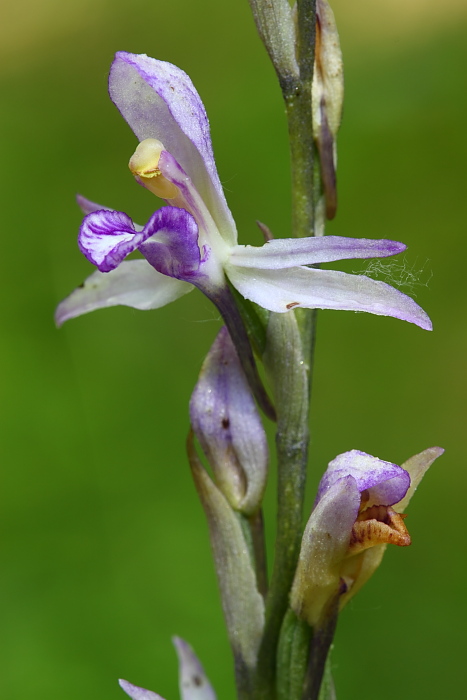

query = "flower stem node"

[129,138,179,199]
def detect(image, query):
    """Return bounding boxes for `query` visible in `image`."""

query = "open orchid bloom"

[55,51,431,335]
[119,636,216,700]
[291,447,444,627]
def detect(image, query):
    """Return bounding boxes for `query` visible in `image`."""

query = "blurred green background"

[1,0,466,698]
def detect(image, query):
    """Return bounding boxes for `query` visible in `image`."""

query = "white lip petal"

[55,260,193,326]
[225,264,432,329]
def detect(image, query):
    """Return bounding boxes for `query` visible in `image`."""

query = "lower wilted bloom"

[55,51,432,335]
[119,637,216,700]
[291,447,444,627]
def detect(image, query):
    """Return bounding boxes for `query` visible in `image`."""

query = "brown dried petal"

[348,505,411,556]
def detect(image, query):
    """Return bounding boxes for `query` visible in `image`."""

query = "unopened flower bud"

[189,326,268,515]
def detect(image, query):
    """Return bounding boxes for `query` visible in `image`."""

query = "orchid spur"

[56,52,432,370]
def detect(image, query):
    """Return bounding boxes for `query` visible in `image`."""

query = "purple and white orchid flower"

[290,447,444,627]
[56,51,432,336]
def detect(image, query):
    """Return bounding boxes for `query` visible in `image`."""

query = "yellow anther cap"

[129,138,178,199]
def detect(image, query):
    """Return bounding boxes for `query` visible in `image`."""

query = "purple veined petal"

[317,450,411,508]
[158,150,232,252]
[225,264,432,330]
[109,52,237,243]
[173,637,217,700]
[78,209,151,272]
[229,236,406,269]
[119,679,165,700]
[139,206,201,280]
[54,260,193,326]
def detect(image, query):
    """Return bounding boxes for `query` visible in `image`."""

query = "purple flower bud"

[190,327,268,515]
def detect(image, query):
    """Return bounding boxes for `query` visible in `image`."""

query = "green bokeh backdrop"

[1,1,466,698]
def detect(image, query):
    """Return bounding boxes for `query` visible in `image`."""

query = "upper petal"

[225,264,432,330]
[108,52,237,240]
[317,450,410,508]
[229,236,406,269]
[55,260,193,326]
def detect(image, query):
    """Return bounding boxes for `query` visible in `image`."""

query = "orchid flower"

[290,447,444,627]
[119,636,216,700]
[56,51,432,337]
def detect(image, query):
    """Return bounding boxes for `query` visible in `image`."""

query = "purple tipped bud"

[173,637,217,700]
[190,327,268,515]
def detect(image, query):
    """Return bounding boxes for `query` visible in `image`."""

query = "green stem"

[302,606,339,700]
[248,509,269,598]
[254,3,321,696]
[283,0,317,240]
[246,2,322,698]
[255,313,309,698]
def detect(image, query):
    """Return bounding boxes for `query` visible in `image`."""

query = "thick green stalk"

[284,0,317,241]
[302,605,339,700]
[255,312,309,698]
[247,1,321,698]
[262,0,320,689]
